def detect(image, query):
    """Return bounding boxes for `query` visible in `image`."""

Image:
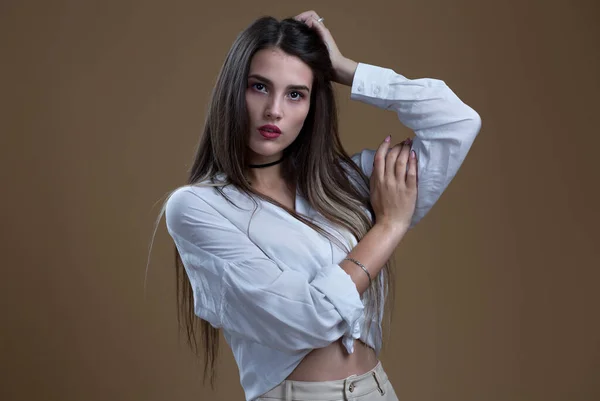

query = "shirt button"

[374,86,380,95]
[349,383,355,392]
[357,83,364,92]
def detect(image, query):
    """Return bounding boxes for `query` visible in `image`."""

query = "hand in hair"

[294,10,358,86]
[369,135,419,233]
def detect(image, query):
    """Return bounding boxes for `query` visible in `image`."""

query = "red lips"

[258,124,281,134]
[258,124,281,139]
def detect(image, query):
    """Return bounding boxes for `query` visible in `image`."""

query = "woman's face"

[245,47,313,164]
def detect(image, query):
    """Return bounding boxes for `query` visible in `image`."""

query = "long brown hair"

[174,16,395,387]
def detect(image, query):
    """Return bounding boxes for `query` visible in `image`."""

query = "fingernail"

[385,135,391,142]
[411,150,416,159]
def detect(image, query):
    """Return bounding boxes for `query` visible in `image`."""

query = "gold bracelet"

[344,257,372,286]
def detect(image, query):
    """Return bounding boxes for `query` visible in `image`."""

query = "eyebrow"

[248,74,311,92]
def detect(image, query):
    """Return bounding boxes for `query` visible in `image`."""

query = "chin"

[248,139,287,158]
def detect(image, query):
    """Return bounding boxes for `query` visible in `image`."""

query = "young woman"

[164,10,481,401]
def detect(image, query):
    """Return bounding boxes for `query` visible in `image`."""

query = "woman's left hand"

[294,10,358,86]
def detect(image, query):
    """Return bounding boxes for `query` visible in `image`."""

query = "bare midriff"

[286,338,378,381]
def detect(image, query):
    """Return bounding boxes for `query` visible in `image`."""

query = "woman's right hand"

[369,135,418,234]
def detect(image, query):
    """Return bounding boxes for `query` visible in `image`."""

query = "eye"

[289,91,304,100]
[252,83,267,92]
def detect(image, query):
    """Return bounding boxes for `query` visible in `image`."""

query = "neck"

[246,163,285,188]
[248,155,285,168]
[246,152,288,186]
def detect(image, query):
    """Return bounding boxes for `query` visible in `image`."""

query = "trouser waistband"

[259,361,388,400]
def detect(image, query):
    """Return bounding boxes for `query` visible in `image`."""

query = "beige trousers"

[256,361,399,401]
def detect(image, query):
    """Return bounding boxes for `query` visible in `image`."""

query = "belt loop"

[372,371,385,395]
[343,377,352,401]
[285,380,292,401]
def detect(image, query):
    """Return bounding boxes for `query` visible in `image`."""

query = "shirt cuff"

[311,263,363,350]
[350,63,398,101]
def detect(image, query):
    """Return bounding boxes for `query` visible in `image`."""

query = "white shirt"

[165,63,481,401]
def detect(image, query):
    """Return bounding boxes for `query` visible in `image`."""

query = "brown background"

[1,0,599,400]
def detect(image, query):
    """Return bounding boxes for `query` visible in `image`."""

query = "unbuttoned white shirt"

[165,63,481,401]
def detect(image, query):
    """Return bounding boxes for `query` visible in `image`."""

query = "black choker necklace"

[248,157,286,168]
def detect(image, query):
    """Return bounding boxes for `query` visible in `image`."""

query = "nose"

[264,96,283,120]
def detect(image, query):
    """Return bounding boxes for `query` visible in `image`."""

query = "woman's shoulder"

[166,175,229,212]
[163,182,229,236]
[164,185,207,224]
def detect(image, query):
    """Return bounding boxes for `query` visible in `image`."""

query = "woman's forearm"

[340,222,406,295]
[334,57,358,86]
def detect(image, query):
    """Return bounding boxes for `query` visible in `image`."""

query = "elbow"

[471,108,482,136]
[453,105,481,147]
[465,106,482,140]
[460,108,482,157]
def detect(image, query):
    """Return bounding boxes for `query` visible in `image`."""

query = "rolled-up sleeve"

[165,187,364,354]
[349,63,482,228]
